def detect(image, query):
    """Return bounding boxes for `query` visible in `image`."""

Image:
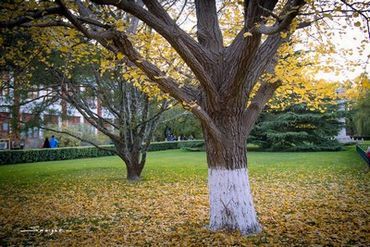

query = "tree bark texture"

[201,103,261,233]
[116,139,146,181]
[121,151,144,181]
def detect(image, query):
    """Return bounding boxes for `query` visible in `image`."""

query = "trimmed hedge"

[180,141,205,152]
[0,140,205,165]
[0,146,116,165]
[179,142,262,152]
[145,140,205,151]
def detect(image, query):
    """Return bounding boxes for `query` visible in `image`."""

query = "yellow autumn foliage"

[344,73,370,101]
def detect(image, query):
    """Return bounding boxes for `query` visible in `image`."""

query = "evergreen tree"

[249,104,342,151]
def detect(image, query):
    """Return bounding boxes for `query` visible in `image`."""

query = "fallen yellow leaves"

[0,163,369,246]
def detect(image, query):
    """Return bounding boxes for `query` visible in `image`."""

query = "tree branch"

[244,33,283,97]
[77,16,112,29]
[244,82,281,136]
[194,0,223,52]
[222,0,280,99]
[48,69,120,140]
[91,0,220,101]
[297,17,325,29]
[244,0,279,29]
[133,100,174,132]
[340,0,370,39]
[55,0,96,39]
[20,20,74,28]
[0,6,63,28]
[257,0,306,35]
[108,31,222,142]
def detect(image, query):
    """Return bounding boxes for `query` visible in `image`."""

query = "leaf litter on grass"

[0,152,369,246]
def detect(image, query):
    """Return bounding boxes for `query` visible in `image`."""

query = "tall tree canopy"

[1,0,368,235]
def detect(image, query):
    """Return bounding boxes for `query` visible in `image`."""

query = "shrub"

[147,141,179,151]
[0,146,116,165]
[179,140,205,151]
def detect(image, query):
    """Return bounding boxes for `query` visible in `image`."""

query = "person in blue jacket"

[49,135,59,148]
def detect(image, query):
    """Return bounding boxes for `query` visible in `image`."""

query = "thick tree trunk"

[208,167,260,235]
[203,114,261,235]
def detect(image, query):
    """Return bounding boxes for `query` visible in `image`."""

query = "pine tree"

[249,104,342,151]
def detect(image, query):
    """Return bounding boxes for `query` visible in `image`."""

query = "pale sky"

[315,26,370,82]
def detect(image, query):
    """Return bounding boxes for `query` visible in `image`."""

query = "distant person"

[49,135,59,148]
[20,139,25,149]
[43,137,51,148]
[164,126,172,140]
[167,134,176,141]
[367,147,370,159]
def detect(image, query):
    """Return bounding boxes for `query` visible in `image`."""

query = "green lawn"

[0,147,369,246]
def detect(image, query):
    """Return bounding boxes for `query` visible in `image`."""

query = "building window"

[2,122,9,132]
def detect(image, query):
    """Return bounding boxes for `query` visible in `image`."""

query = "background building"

[0,71,113,149]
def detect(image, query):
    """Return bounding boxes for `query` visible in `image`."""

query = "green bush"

[179,140,205,151]
[0,146,116,165]
[146,140,204,151]
[147,141,179,151]
[0,140,205,165]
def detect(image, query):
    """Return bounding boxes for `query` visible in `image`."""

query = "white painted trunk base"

[208,168,261,235]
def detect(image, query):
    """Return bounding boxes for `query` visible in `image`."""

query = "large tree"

[1,0,368,235]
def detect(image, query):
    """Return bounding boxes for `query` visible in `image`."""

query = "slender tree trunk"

[11,76,21,147]
[61,84,68,127]
[203,113,261,235]
[126,163,143,181]
[125,152,144,181]
[117,148,144,181]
